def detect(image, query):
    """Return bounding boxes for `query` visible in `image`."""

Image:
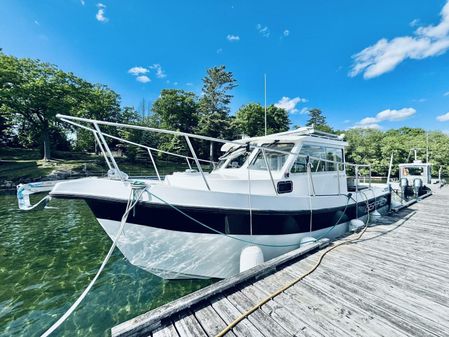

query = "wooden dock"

[112,187,449,337]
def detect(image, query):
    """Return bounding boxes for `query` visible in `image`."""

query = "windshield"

[403,166,424,176]
[250,143,294,171]
[217,148,250,169]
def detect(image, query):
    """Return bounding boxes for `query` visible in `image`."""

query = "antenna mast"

[264,74,267,136]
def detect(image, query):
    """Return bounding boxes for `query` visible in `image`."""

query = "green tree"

[151,89,199,159]
[0,52,122,159]
[233,103,290,137]
[197,65,237,160]
[305,108,333,133]
[152,89,199,133]
[344,128,384,175]
[344,127,449,177]
[74,83,122,153]
[0,111,13,145]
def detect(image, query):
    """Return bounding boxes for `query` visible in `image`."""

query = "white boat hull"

[97,204,388,279]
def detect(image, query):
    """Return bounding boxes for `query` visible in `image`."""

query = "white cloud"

[256,24,270,38]
[299,107,309,115]
[275,96,308,114]
[136,75,151,83]
[437,112,449,121]
[376,108,416,121]
[350,1,449,79]
[128,66,152,83]
[353,108,416,128]
[409,19,420,27]
[444,91,449,96]
[149,64,166,78]
[96,3,109,22]
[283,29,290,37]
[80,0,85,5]
[355,123,382,129]
[128,66,149,75]
[413,98,427,102]
[226,34,240,42]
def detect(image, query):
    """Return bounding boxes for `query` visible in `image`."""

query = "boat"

[391,148,433,198]
[23,114,392,279]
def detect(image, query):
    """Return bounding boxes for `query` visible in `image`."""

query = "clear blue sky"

[1,0,449,132]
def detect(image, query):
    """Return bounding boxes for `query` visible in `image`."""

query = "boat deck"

[112,186,449,337]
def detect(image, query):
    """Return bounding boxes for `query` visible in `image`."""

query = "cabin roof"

[221,126,347,152]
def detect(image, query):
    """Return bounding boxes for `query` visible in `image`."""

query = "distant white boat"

[22,115,391,279]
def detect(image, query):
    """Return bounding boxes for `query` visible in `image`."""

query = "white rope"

[40,184,146,337]
[247,168,253,235]
[306,162,314,232]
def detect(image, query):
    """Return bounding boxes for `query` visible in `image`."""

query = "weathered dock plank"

[112,186,449,337]
[210,296,265,337]
[193,304,236,337]
[225,290,293,337]
[112,240,326,337]
[173,313,208,337]
[152,323,179,337]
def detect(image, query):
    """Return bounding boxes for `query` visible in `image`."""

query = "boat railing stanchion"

[147,148,161,181]
[184,135,211,191]
[337,162,341,195]
[261,148,278,196]
[355,165,359,218]
[60,116,219,171]
[369,165,372,188]
[93,122,124,181]
[247,166,253,235]
[185,158,192,170]
[92,131,112,170]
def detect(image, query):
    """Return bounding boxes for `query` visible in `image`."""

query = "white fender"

[300,236,317,246]
[239,246,264,273]
[349,219,365,232]
[370,210,382,222]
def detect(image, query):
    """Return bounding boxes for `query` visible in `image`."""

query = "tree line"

[1,51,449,176]
[0,52,289,161]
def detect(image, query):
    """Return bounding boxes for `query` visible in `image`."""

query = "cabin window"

[325,147,343,171]
[226,150,250,169]
[403,167,424,176]
[217,149,250,169]
[291,144,343,173]
[250,143,294,171]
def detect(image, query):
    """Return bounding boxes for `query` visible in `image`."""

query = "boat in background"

[390,148,439,198]
[19,114,391,279]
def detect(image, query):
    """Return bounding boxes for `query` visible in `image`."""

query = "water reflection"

[0,194,214,337]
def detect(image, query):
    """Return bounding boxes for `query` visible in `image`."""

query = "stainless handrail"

[93,131,112,169]
[261,148,278,195]
[93,122,124,181]
[184,135,211,191]
[147,149,161,181]
[61,118,216,165]
[58,115,375,197]
[57,114,365,168]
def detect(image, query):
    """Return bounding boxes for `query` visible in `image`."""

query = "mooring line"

[40,182,146,337]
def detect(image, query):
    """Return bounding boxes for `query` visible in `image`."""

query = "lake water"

[0,194,214,337]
